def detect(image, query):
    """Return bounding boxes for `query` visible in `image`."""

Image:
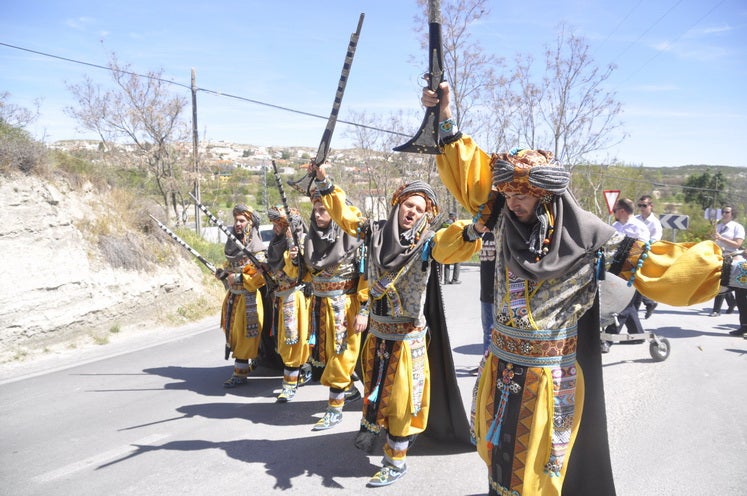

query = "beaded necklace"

[535,202,556,262]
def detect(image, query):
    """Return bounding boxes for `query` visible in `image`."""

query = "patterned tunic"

[308,253,368,390]
[319,184,480,439]
[220,242,266,361]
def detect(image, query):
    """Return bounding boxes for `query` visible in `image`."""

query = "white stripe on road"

[33,433,169,483]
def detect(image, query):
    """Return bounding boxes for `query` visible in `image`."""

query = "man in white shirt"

[711,205,745,324]
[634,195,663,318]
[602,198,650,353]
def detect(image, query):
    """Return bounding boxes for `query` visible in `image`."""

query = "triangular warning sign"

[603,190,620,215]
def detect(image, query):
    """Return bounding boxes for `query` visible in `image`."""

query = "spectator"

[442,212,462,284]
[712,206,745,333]
[478,230,496,355]
[634,195,663,318]
[601,198,650,352]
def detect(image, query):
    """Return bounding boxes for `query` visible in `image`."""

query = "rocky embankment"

[0,173,212,364]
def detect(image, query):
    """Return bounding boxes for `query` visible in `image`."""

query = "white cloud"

[684,24,733,38]
[65,17,96,31]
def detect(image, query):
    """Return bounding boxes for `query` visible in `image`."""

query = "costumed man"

[423,81,726,496]
[216,204,269,388]
[310,163,481,488]
[265,205,311,402]
[301,191,369,431]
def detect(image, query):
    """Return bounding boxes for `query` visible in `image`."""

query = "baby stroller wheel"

[649,337,670,362]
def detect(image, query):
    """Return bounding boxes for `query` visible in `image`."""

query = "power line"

[592,0,646,57]
[0,41,191,91]
[0,41,409,139]
[621,0,729,83]
[610,0,686,64]
[195,87,409,137]
[582,167,747,202]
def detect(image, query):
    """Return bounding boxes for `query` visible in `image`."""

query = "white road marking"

[33,433,169,483]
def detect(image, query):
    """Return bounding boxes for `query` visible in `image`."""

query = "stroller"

[598,271,671,362]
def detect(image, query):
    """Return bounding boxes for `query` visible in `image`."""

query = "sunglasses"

[723,210,732,214]
[637,203,650,208]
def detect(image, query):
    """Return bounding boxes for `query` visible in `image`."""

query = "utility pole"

[191,68,201,235]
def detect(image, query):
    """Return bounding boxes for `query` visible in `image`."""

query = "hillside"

[0,171,221,364]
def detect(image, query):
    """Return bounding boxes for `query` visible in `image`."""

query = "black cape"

[561,296,616,495]
[423,260,472,449]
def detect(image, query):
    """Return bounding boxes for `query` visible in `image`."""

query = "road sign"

[659,214,690,230]
[603,190,620,214]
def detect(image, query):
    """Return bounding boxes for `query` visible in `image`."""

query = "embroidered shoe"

[297,363,313,387]
[312,408,343,431]
[367,464,407,487]
[344,385,362,402]
[223,375,248,388]
[276,384,297,403]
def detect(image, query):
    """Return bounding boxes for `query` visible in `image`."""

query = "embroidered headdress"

[492,148,570,202]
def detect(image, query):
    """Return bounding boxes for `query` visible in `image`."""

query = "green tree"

[683,171,726,210]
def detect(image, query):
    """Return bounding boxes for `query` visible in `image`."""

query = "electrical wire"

[0,41,409,138]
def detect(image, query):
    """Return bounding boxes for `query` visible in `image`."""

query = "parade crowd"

[197,82,745,496]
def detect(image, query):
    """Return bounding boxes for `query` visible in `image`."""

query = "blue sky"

[2,0,746,168]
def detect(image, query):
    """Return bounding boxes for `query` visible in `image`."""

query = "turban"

[390,180,439,217]
[268,204,302,230]
[232,204,259,227]
[492,148,570,199]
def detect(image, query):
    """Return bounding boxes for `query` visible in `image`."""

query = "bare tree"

[0,92,40,129]
[496,24,625,171]
[65,55,190,223]
[541,25,626,170]
[0,92,46,174]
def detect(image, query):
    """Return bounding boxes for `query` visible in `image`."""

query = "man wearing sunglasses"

[634,195,663,319]
[711,206,744,325]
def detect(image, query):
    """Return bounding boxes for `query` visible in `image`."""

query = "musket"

[393,0,443,155]
[149,215,229,290]
[287,13,365,196]
[271,159,305,285]
[188,192,277,291]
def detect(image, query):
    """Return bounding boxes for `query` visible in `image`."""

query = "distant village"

[48,139,364,178]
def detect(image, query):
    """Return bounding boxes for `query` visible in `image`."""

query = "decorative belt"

[275,284,304,298]
[369,318,426,342]
[229,288,254,296]
[312,277,356,297]
[490,322,577,367]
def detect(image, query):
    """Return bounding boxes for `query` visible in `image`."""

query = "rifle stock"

[271,160,307,285]
[287,13,365,195]
[393,0,443,155]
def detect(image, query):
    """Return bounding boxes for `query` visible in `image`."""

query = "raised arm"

[309,163,366,237]
[422,81,494,217]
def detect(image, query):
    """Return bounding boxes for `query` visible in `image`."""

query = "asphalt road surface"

[2,265,746,495]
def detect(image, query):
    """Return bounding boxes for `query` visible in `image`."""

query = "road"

[1,265,746,495]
